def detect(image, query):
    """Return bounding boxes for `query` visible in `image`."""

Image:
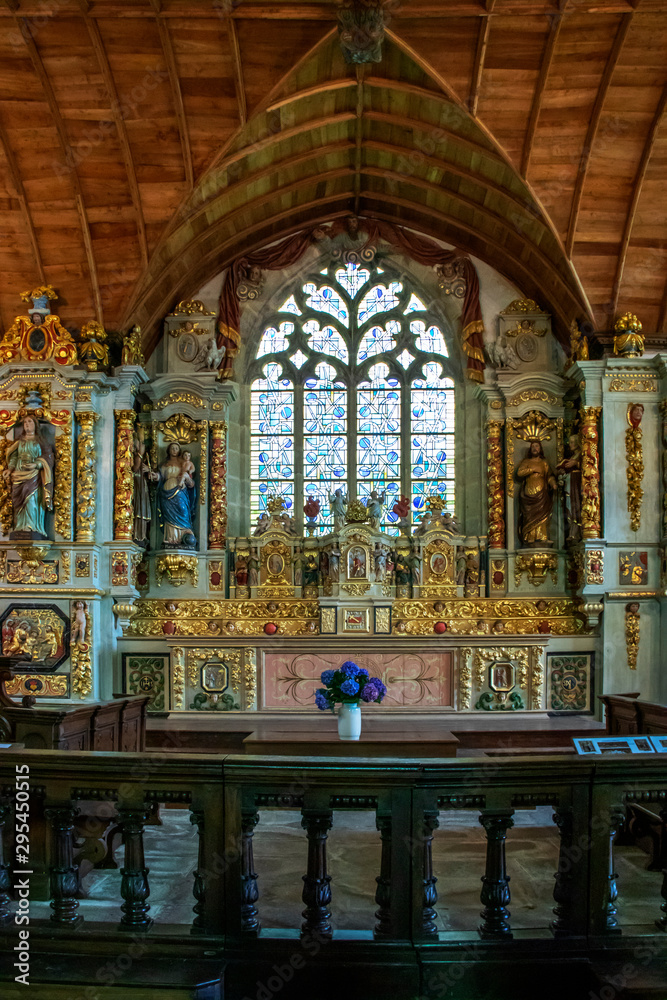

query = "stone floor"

[24,805,662,934]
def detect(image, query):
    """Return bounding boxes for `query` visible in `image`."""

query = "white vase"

[337,702,362,741]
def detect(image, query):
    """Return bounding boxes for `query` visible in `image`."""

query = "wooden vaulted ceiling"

[0,0,666,353]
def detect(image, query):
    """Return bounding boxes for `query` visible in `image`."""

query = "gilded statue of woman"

[3,415,54,539]
[516,440,557,547]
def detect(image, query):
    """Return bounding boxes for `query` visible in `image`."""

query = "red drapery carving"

[217,220,485,382]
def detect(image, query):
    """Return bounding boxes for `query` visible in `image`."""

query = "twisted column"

[113,409,136,541]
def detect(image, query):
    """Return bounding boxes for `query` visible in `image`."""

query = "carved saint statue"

[329,488,347,531]
[366,489,386,530]
[132,429,154,546]
[156,442,197,548]
[516,440,557,547]
[3,415,54,539]
[556,432,582,543]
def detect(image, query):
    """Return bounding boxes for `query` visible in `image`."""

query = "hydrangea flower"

[341,661,360,678]
[340,678,360,697]
[320,669,336,686]
[356,667,369,681]
[315,689,332,711]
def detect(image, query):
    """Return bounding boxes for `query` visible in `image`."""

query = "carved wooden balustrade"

[0,750,666,994]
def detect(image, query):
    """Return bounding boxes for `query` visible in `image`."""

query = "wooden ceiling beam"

[84,15,149,270]
[364,108,505,164]
[266,79,356,113]
[521,12,563,177]
[16,17,103,323]
[0,117,46,285]
[363,137,542,223]
[153,15,193,189]
[358,194,582,329]
[611,82,667,320]
[565,12,633,257]
[468,0,495,116]
[361,166,581,304]
[135,199,354,345]
[227,16,247,127]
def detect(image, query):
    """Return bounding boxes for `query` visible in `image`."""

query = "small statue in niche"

[366,489,386,530]
[132,427,154,547]
[568,319,589,365]
[329,488,347,531]
[516,440,557,548]
[293,546,303,587]
[441,510,459,532]
[409,550,421,587]
[78,321,110,371]
[280,510,296,535]
[248,549,259,588]
[374,543,387,582]
[556,430,582,543]
[156,442,197,549]
[394,552,410,588]
[121,324,145,367]
[71,600,88,648]
[328,544,340,582]
[303,553,319,589]
[4,414,54,540]
[319,549,329,582]
[235,555,248,588]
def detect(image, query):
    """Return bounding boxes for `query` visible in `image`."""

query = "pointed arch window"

[249,260,456,534]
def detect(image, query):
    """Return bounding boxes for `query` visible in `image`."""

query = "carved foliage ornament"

[625,602,640,671]
[486,419,505,550]
[337,0,388,64]
[625,403,644,532]
[580,407,602,540]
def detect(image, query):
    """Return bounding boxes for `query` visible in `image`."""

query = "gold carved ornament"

[171,646,185,710]
[111,551,129,587]
[71,601,92,699]
[580,407,602,539]
[585,550,604,586]
[48,409,72,541]
[486,419,505,549]
[392,598,589,637]
[154,392,206,411]
[625,404,644,532]
[609,377,656,393]
[0,312,78,367]
[171,300,215,316]
[625,602,640,671]
[78,321,109,372]
[75,412,98,543]
[458,647,472,710]
[507,390,558,407]
[209,421,227,547]
[514,552,557,588]
[531,647,545,707]
[155,554,198,588]
[500,299,544,314]
[244,648,257,709]
[113,410,136,541]
[472,647,530,694]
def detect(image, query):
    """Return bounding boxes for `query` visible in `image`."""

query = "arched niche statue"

[156,442,197,549]
[3,412,55,541]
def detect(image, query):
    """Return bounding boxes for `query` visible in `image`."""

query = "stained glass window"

[249,260,456,534]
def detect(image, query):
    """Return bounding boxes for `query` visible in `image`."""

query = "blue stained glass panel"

[356,320,399,363]
[404,293,426,314]
[304,320,349,363]
[335,264,370,298]
[411,320,449,356]
[279,295,302,315]
[357,282,402,324]
[256,322,294,358]
[303,282,349,326]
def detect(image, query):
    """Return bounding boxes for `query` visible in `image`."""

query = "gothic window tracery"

[249,260,457,534]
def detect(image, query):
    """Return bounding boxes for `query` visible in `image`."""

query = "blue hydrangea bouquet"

[315,660,387,712]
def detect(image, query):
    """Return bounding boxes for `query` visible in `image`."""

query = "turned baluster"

[241,808,260,933]
[551,806,574,936]
[300,809,333,938]
[45,806,81,925]
[421,809,440,936]
[604,810,624,933]
[374,811,392,938]
[478,811,514,939]
[0,801,11,924]
[189,809,205,931]
[118,808,152,931]
[656,809,667,931]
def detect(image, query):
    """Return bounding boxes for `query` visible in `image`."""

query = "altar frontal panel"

[262,650,453,709]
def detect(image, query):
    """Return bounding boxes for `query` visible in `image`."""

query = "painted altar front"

[0,250,662,725]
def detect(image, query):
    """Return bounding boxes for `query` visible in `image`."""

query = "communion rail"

[1,749,666,997]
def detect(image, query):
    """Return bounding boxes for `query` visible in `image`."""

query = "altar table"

[243,729,459,757]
